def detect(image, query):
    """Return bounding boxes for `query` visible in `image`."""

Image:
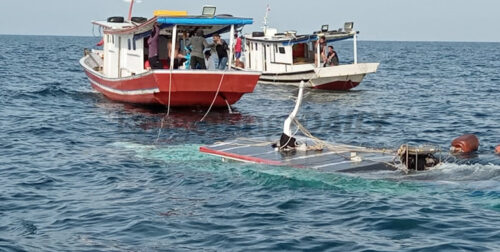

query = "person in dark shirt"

[212,34,229,70]
[147,23,162,69]
[325,45,339,66]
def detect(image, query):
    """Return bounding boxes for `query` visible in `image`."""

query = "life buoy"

[495,145,500,154]
[107,16,124,23]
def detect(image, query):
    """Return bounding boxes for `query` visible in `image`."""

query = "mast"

[263,4,270,34]
[127,0,135,21]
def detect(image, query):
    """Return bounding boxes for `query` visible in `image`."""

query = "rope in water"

[200,71,226,122]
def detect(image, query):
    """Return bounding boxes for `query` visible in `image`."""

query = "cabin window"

[133,39,136,50]
[255,43,258,50]
[279,47,286,54]
[127,39,131,50]
[275,44,278,53]
[112,35,115,44]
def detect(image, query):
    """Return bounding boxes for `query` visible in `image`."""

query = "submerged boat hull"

[200,138,397,173]
[81,56,260,107]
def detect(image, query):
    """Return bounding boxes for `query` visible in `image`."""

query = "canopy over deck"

[246,32,356,46]
[94,14,253,40]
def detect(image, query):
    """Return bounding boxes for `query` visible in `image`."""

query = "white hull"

[242,63,379,90]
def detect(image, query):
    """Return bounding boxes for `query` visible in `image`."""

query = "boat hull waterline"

[240,63,379,90]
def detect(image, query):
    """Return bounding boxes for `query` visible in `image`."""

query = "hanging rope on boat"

[291,117,392,154]
[200,71,226,122]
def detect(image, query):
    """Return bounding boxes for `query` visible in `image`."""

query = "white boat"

[237,22,379,90]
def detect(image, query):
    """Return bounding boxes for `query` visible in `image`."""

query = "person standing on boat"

[147,23,162,69]
[212,34,229,70]
[234,32,242,66]
[325,46,339,66]
[185,30,209,69]
[314,36,327,66]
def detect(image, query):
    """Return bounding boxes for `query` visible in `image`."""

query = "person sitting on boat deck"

[147,23,163,69]
[234,32,242,66]
[185,30,209,69]
[314,36,327,66]
[211,34,229,70]
[204,49,216,70]
[325,45,339,67]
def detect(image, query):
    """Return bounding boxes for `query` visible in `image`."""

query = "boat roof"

[246,31,358,46]
[94,14,253,39]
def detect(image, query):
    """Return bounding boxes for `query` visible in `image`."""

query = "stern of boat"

[310,63,379,90]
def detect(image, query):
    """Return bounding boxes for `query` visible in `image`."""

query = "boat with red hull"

[81,65,260,106]
[80,6,261,107]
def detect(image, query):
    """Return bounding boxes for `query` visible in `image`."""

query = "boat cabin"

[91,7,252,79]
[243,22,358,73]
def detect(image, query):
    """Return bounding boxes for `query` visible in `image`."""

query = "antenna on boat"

[127,0,135,21]
[263,4,271,34]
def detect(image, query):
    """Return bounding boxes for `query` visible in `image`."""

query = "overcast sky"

[1,0,499,42]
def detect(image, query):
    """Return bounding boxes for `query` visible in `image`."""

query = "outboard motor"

[398,145,440,171]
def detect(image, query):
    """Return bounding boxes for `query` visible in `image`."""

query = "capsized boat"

[237,21,379,90]
[80,6,261,107]
[200,82,441,173]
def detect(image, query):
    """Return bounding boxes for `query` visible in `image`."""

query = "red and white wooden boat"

[80,6,260,107]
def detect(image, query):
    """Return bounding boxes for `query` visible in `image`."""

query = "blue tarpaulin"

[157,16,253,26]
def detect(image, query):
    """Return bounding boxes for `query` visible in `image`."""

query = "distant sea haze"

[0,35,499,251]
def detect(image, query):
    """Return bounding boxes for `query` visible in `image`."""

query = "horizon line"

[1,33,499,44]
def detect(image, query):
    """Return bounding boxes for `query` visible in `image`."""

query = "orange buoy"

[450,134,479,153]
[495,145,500,154]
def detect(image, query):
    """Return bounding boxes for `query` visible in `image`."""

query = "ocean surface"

[0,35,499,251]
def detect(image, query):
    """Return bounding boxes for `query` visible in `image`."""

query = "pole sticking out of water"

[283,81,305,137]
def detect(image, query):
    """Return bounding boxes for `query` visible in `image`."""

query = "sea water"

[0,35,499,251]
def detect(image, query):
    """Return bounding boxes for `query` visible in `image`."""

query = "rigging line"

[155,115,166,144]
[200,70,226,122]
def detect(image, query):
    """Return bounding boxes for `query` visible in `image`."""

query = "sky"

[0,0,499,42]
